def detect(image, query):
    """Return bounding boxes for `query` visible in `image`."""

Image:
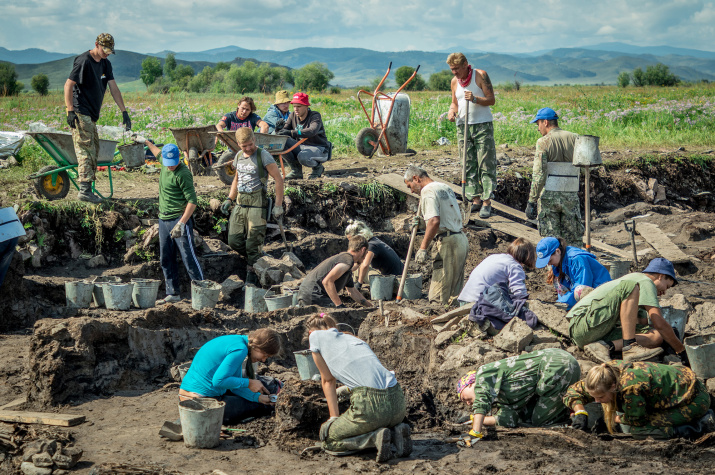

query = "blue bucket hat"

[530,107,559,123]
[161,144,181,167]
[642,257,678,285]
[535,237,560,268]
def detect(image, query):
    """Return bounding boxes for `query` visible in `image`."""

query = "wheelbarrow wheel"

[216,150,236,186]
[355,127,380,157]
[34,165,70,200]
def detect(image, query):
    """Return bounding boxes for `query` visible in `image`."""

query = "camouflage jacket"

[528,127,579,202]
[563,361,699,427]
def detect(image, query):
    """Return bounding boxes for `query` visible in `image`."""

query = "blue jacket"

[263,105,290,133]
[552,247,611,308]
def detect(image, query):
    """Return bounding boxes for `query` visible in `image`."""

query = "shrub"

[631,67,645,87]
[617,71,630,88]
[427,70,452,91]
[31,73,50,95]
[0,63,22,96]
[395,66,426,91]
[293,62,334,92]
[644,63,679,87]
[140,57,163,88]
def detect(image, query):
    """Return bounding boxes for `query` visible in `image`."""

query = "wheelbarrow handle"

[415,65,421,73]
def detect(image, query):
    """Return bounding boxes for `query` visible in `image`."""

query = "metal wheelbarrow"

[168,125,218,176]
[27,132,121,200]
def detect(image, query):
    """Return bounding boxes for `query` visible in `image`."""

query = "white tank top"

[455,71,493,125]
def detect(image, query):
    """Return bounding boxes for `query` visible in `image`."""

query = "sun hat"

[457,370,477,395]
[530,107,558,123]
[291,92,310,106]
[96,33,115,54]
[274,90,291,105]
[161,144,181,167]
[535,237,561,268]
[642,257,678,285]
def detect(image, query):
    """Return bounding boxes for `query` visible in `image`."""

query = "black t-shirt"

[68,51,114,122]
[220,111,261,131]
[368,237,403,276]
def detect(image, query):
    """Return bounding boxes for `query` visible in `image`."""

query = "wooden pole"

[584,165,591,250]
[461,99,470,225]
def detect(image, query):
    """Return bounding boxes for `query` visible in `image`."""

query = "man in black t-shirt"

[64,33,131,203]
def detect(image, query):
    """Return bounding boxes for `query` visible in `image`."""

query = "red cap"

[291,92,310,106]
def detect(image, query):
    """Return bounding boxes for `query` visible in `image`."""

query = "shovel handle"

[397,223,419,301]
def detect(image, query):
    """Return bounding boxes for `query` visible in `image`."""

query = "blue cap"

[642,257,678,285]
[530,107,559,123]
[535,237,560,268]
[161,144,181,167]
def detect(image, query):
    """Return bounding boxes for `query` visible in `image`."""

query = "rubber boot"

[284,160,303,179]
[323,427,393,463]
[77,182,102,204]
[308,164,324,179]
[246,267,258,286]
[391,423,412,458]
[673,409,715,439]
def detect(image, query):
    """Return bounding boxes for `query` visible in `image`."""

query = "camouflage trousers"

[227,190,267,266]
[71,112,99,183]
[457,122,496,201]
[537,190,584,247]
[630,379,711,439]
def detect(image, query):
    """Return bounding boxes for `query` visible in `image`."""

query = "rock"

[529,300,570,336]
[314,214,328,229]
[493,318,534,354]
[338,182,359,193]
[253,254,305,287]
[265,269,283,286]
[68,237,82,259]
[53,446,82,469]
[530,342,563,351]
[6,155,19,167]
[654,184,667,203]
[281,252,305,270]
[141,218,158,226]
[23,440,57,461]
[706,379,715,398]
[18,229,34,245]
[434,329,458,348]
[20,462,52,475]
[566,345,580,356]
[31,452,54,468]
[123,244,140,264]
[125,214,142,229]
[648,178,658,190]
[192,230,203,248]
[85,254,107,268]
[209,198,222,212]
[577,359,597,377]
[19,248,32,262]
[686,302,715,335]
[438,339,506,373]
[203,238,231,253]
[142,224,160,248]
[54,471,70,475]
[220,275,244,301]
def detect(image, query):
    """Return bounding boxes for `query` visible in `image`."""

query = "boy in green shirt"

[567,258,686,364]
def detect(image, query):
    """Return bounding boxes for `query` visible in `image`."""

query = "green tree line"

[617,63,681,88]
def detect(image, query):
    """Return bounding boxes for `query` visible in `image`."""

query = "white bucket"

[178,398,225,449]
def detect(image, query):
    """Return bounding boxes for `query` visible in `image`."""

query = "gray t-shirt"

[232,148,276,193]
[309,328,397,390]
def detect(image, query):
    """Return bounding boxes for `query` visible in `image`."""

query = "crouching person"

[457,349,580,439]
[307,314,411,462]
[179,330,283,424]
[564,362,714,439]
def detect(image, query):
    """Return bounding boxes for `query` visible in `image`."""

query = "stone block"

[203,238,230,253]
[209,198,222,212]
[531,342,563,351]
[142,224,160,248]
[281,252,305,270]
[220,275,244,301]
[86,254,107,268]
[528,300,570,336]
[31,452,54,468]
[493,318,534,354]
[23,440,57,462]
[53,446,82,469]
[577,359,597,378]
[434,329,458,348]
[20,462,52,475]
[686,302,715,335]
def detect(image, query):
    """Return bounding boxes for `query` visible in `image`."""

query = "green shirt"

[528,127,579,202]
[159,163,197,220]
[567,272,659,321]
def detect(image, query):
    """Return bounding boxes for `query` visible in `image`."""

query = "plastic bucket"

[91,276,121,307]
[606,260,631,280]
[65,280,94,308]
[402,273,423,300]
[244,285,268,312]
[132,278,161,309]
[191,280,222,310]
[178,398,226,449]
[265,292,294,311]
[684,333,715,379]
[369,274,395,300]
[118,143,146,168]
[661,307,687,341]
[294,350,321,381]
[103,283,133,311]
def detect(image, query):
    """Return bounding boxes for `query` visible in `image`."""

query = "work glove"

[220,199,233,215]
[272,205,284,219]
[122,111,132,131]
[132,133,147,144]
[525,202,537,220]
[677,350,690,367]
[170,221,186,239]
[274,118,285,132]
[336,385,351,402]
[415,249,428,264]
[319,416,339,442]
[411,216,420,228]
[276,128,291,136]
[67,110,79,129]
[571,411,589,431]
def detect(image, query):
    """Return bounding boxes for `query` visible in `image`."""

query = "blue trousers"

[0,237,19,289]
[158,217,204,296]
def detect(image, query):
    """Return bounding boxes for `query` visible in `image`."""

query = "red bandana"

[458,65,473,88]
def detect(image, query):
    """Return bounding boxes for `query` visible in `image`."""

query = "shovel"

[396,222,419,302]
[277,216,293,253]
[461,97,470,225]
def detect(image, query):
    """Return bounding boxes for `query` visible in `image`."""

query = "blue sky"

[2,0,715,53]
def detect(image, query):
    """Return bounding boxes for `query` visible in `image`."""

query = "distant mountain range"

[2,42,715,90]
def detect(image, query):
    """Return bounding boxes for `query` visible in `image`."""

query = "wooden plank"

[430,305,471,323]
[377,173,417,198]
[325,167,368,176]
[0,397,26,411]
[636,222,691,263]
[486,215,542,243]
[0,410,85,427]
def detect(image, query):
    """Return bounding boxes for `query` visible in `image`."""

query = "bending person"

[307,314,411,462]
[458,349,581,439]
[344,220,403,290]
[179,330,283,424]
[564,362,714,439]
[535,237,611,309]
[216,96,269,133]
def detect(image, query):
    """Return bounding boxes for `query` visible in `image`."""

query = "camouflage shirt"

[528,127,579,202]
[563,361,700,427]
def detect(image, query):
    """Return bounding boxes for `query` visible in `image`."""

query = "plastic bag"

[0,132,25,159]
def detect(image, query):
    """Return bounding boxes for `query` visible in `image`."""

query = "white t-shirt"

[419,182,463,233]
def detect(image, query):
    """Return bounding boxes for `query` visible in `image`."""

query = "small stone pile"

[20,439,82,475]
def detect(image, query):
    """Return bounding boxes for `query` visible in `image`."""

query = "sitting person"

[344,220,403,290]
[216,96,269,133]
[263,90,291,134]
[307,313,411,462]
[457,349,581,440]
[564,362,714,439]
[458,237,536,305]
[535,237,611,309]
[179,330,283,424]
[277,93,331,179]
[297,235,373,308]
[567,257,685,364]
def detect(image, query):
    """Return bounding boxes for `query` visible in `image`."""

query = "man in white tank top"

[446,52,497,219]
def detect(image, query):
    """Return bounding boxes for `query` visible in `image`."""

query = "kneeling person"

[222,128,284,285]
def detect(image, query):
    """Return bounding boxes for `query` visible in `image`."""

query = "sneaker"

[374,428,392,463]
[622,342,664,363]
[157,294,181,305]
[308,164,324,179]
[285,169,303,179]
[479,204,492,218]
[584,341,612,363]
[391,423,412,458]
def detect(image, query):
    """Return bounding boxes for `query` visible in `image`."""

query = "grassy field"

[2,83,714,181]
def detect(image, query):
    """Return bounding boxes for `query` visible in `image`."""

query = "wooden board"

[430,305,471,323]
[0,410,85,427]
[325,167,368,176]
[636,222,691,263]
